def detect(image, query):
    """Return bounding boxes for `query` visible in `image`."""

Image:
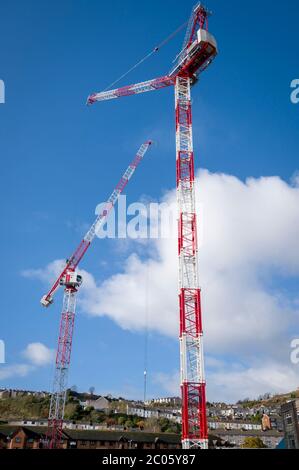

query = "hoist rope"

[103,20,188,92]
[143,263,150,405]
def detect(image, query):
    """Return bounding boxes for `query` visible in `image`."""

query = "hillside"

[0,388,298,424]
[0,393,180,434]
[0,395,50,420]
[236,389,299,409]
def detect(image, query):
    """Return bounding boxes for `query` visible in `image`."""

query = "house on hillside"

[82,396,110,412]
[213,429,283,448]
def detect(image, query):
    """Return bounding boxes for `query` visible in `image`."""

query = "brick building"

[0,426,68,449]
[0,432,7,449]
[261,414,272,431]
[66,430,180,449]
[0,425,180,450]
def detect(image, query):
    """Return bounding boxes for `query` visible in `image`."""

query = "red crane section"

[86,2,218,449]
[41,141,152,307]
[43,141,152,448]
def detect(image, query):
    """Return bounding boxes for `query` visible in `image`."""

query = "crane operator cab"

[59,270,82,289]
[170,28,218,81]
[40,270,82,307]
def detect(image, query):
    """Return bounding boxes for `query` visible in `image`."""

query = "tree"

[106,417,116,428]
[114,401,128,414]
[237,398,250,404]
[136,420,145,430]
[159,418,170,433]
[88,386,95,396]
[262,393,272,400]
[242,437,267,448]
[84,406,95,414]
[64,403,84,421]
[96,413,106,424]
[251,414,262,424]
[124,420,133,429]
[144,417,161,433]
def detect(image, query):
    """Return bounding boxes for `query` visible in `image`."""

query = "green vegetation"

[241,437,267,448]
[0,394,181,434]
[237,389,299,408]
[0,395,50,420]
[250,413,262,424]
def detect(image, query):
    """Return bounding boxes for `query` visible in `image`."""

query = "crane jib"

[41,141,152,307]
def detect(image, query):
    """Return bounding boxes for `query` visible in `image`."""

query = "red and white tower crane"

[41,141,152,448]
[87,3,217,449]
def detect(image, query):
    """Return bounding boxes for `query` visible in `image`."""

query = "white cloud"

[0,364,34,380]
[23,342,54,366]
[0,343,54,383]
[153,371,180,396]
[23,170,299,401]
[152,362,299,404]
[21,259,65,283]
[207,361,299,403]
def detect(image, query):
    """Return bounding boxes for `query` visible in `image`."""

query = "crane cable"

[143,263,150,405]
[103,20,188,92]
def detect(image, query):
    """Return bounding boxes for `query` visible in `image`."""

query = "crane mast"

[87,2,217,449]
[47,277,80,448]
[176,75,207,448]
[44,141,152,448]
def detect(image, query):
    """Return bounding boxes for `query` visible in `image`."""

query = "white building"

[126,406,181,423]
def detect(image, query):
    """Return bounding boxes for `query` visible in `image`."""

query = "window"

[15,437,21,443]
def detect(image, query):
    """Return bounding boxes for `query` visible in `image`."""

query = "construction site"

[1,0,299,462]
[39,3,218,449]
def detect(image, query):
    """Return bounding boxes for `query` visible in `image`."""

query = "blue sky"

[0,0,298,402]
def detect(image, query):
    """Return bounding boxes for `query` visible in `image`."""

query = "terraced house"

[0,425,180,449]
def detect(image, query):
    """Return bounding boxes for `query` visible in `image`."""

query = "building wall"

[70,439,180,450]
[9,429,40,449]
[0,436,7,449]
[126,406,181,423]
[281,400,299,449]
[0,426,180,450]
[208,421,261,431]
[216,431,282,448]
[84,397,110,411]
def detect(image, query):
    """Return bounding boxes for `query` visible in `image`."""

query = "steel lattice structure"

[176,76,207,448]
[47,288,77,447]
[87,3,217,449]
[42,141,152,448]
